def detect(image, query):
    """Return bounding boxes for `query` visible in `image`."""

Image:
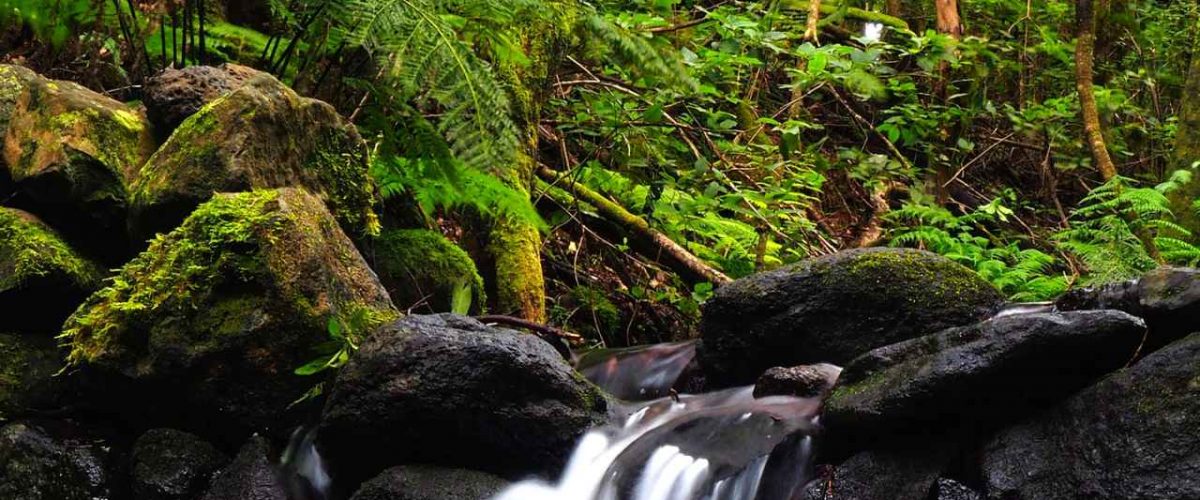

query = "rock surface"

[0,421,117,500]
[61,188,397,439]
[350,465,510,500]
[130,72,376,240]
[0,64,155,263]
[0,208,101,331]
[132,428,229,500]
[201,435,286,500]
[822,310,1145,455]
[319,314,609,484]
[1057,266,1200,352]
[142,64,258,137]
[0,333,70,420]
[981,332,1200,500]
[369,228,485,313]
[802,446,952,500]
[753,363,842,399]
[699,248,1004,387]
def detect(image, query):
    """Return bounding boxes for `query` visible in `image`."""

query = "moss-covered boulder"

[369,229,485,313]
[0,208,102,332]
[0,333,69,420]
[0,64,155,263]
[62,188,397,439]
[698,248,1005,387]
[142,64,258,138]
[129,73,377,242]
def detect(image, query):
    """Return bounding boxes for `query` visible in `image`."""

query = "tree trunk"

[933,0,961,202]
[934,0,962,39]
[1075,0,1118,181]
[1170,25,1200,234]
[886,0,903,17]
[804,0,822,42]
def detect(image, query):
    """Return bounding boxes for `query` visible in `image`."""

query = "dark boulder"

[0,333,72,420]
[319,314,609,485]
[349,465,510,500]
[1057,266,1200,352]
[822,310,1145,456]
[142,64,258,138]
[61,189,397,441]
[201,435,286,500]
[802,445,953,500]
[981,332,1200,500]
[132,428,230,500]
[699,248,1004,387]
[932,478,982,500]
[0,208,102,332]
[0,421,118,500]
[753,363,842,399]
[130,72,376,241]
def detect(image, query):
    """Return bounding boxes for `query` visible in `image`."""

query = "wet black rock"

[319,314,609,485]
[201,435,286,500]
[802,445,952,500]
[822,310,1145,456]
[932,478,982,500]
[132,428,229,500]
[0,333,72,419]
[0,421,117,500]
[349,465,510,500]
[981,332,1200,500]
[1057,266,1200,352]
[753,363,842,399]
[700,248,1004,387]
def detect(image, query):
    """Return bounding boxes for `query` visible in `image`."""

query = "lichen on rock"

[129,72,379,242]
[61,187,397,436]
[0,64,155,263]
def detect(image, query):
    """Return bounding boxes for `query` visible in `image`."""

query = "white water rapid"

[494,376,825,500]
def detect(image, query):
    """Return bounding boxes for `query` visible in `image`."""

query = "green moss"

[61,190,283,365]
[822,249,1002,311]
[0,208,101,291]
[488,214,546,321]
[307,130,380,236]
[374,229,485,313]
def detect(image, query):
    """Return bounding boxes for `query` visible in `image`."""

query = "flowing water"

[492,343,829,500]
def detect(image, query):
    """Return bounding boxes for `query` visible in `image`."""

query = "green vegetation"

[5,0,1200,345]
[0,208,101,291]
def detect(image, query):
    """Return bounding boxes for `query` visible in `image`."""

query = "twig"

[477,315,584,344]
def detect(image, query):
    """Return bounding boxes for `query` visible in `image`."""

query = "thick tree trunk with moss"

[1170,29,1200,234]
[1075,0,1118,182]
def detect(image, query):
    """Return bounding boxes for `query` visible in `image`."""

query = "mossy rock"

[369,229,485,314]
[62,188,397,439]
[129,73,378,243]
[0,64,155,264]
[0,208,102,332]
[0,333,69,421]
[698,248,1005,387]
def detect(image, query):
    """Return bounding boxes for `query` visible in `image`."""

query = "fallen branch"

[476,315,581,361]
[537,165,733,287]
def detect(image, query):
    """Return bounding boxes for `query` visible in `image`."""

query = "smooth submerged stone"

[700,248,1004,387]
[981,332,1200,500]
[350,465,510,500]
[61,188,396,440]
[319,314,609,485]
[822,310,1145,456]
[753,363,842,399]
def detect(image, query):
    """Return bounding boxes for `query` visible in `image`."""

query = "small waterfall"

[494,387,822,500]
[576,341,698,401]
[280,426,332,500]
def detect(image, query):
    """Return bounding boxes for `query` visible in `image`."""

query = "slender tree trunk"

[886,0,903,17]
[1075,0,1118,181]
[1170,26,1200,234]
[804,0,822,42]
[933,0,961,202]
